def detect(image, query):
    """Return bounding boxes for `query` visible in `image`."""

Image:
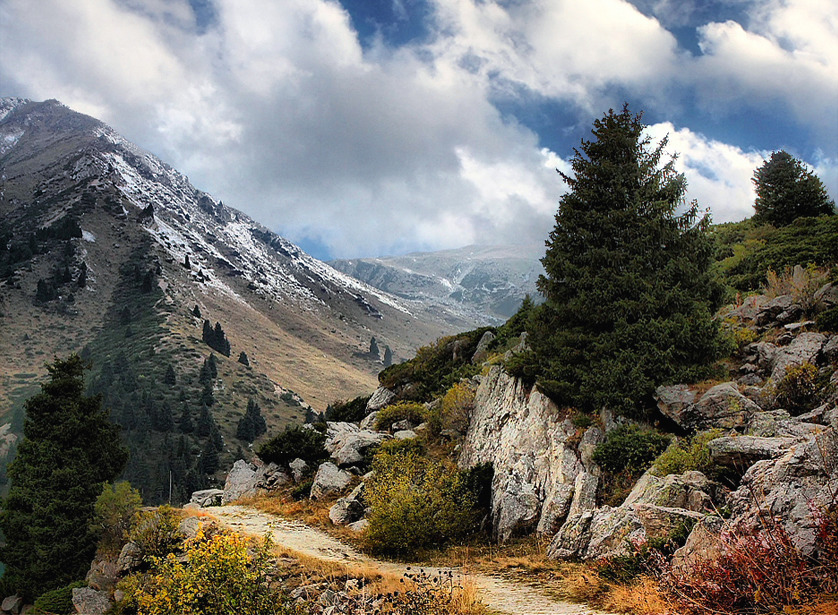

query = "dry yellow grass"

[601,576,670,615]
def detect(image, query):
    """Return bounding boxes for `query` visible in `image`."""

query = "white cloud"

[647,122,765,223]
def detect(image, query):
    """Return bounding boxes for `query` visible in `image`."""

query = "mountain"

[330,244,545,324]
[0,98,481,502]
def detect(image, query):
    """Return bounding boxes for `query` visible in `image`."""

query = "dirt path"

[205,505,614,615]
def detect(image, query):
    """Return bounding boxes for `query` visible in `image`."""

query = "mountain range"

[0,98,533,502]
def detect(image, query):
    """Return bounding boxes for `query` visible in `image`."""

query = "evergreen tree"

[512,106,723,418]
[198,440,219,475]
[77,261,87,288]
[164,364,177,385]
[752,150,835,226]
[236,399,267,442]
[196,403,213,437]
[0,356,128,599]
[179,402,194,434]
[237,351,250,367]
[202,319,213,345]
[192,304,202,318]
[157,401,174,432]
[383,345,393,367]
[369,336,380,359]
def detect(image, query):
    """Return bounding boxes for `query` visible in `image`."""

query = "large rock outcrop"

[460,366,600,542]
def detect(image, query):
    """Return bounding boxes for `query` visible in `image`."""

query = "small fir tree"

[383,345,393,367]
[237,351,250,367]
[369,336,380,359]
[0,356,128,599]
[753,150,835,226]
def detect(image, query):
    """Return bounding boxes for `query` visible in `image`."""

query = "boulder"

[708,435,799,468]
[461,366,589,543]
[359,411,378,430]
[324,422,360,453]
[393,429,417,440]
[726,428,838,555]
[822,336,838,363]
[190,488,224,508]
[622,470,714,512]
[1,596,22,615]
[688,383,762,430]
[769,332,827,383]
[85,557,120,592]
[756,294,799,326]
[329,483,366,525]
[655,385,697,425]
[747,409,824,438]
[331,430,389,467]
[72,588,111,615]
[671,515,725,573]
[221,460,290,504]
[366,387,395,412]
[814,282,838,308]
[548,507,644,560]
[347,519,369,533]
[116,541,143,574]
[310,462,352,500]
[390,419,414,432]
[289,458,309,483]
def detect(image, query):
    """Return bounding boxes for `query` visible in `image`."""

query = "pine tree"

[236,399,267,442]
[0,356,128,599]
[179,402,194,434]
[164,364,177,385]
[513,106,723,418]
[383,345,393,367]
[369,336,380,359]
[752,150,835,226]
[192,304,202,318]
[237,351,250,367]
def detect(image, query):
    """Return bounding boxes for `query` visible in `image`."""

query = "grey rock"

[190,488,224,508]
[331,430,389,467]
[769,332,827,383]
[390,419,414,431]
[116,541,143,574]
[359,411,379,430]
[460,366,587,542]
[222,460,290,504]
[310,462,352,499]
[347,518,369,532]
[689,383,762,430]
[471,330,496,363]
[565,472,600,519]
[747,410,824,438]
[1,596,22,615]
[655,385,697,425]
[393,429,417,440]
[324,422,361,453]
[708,435,799,468]
[329,483,366,525]
[72,588,111,615]
[85,557,120,592]
[623,470,714,512]
[822,336,838,363]
[671,515,725,573]
[814,282,838,308]
[750,342,779,374]
[289,458,309,483]
[784,320,815,332]
[366,387,396,411]
[756,294,797,326]
[726,428,838,555]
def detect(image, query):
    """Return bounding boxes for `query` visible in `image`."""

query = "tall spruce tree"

[0,355,128,599]
[512,106,723,418]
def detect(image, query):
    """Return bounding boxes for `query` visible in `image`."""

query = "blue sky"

[0,0,835,259]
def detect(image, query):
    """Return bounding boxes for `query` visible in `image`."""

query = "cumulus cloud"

[0,0,832,258]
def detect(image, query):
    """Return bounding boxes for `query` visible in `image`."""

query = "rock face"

[190,488,224,508]
[769,332,826,382]
[460,366,597,542]
[366,387,395,412]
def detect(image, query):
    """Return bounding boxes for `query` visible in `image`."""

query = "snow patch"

[81,230,96,243]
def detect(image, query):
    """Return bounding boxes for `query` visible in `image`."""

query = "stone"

[393,429,417,440]
[221,460,290,504]
[85,557,120,592]
[688,383,762,430]
[708,435,799,468]
[460,367,588,543]
[116,541,143,574]
[190,488,224,507]
[822,336,838,363]
[359,411,378,430]
[671,515,725,573]
[331,430,389,467]
[289,458,309,483]
[310,462,352,499]
[769,332,827,383]
[784,320,815,332]
[329,483,366,525]
[324,422,360,453]
[814,282,838,308]
[72,588,111,615]
[347,519,369,532]
[655,384,697,425]
[747,410,824,438]
[1,596,22,615]
[726,428,838,555]
[756,294,797,326]
[366,387,396,411]
[622,470,714,512]
[471,330,496,363]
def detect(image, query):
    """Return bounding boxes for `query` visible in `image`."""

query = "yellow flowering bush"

[126,530,298,615]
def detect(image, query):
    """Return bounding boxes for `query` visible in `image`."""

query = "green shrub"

[365,450,477,556]
[817,306,838,332]
[593,425,671,475]
[377,437,426,457]
[652,430,724,477]
[375,401,427,431]
[378,330,488,402]
[774,362,820,415]
[257,425,328,466]
[128,505,184,562]
[33,581,86,615]
[325,395,371,422]
[93,481,143,555]
[596,519,695,583]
